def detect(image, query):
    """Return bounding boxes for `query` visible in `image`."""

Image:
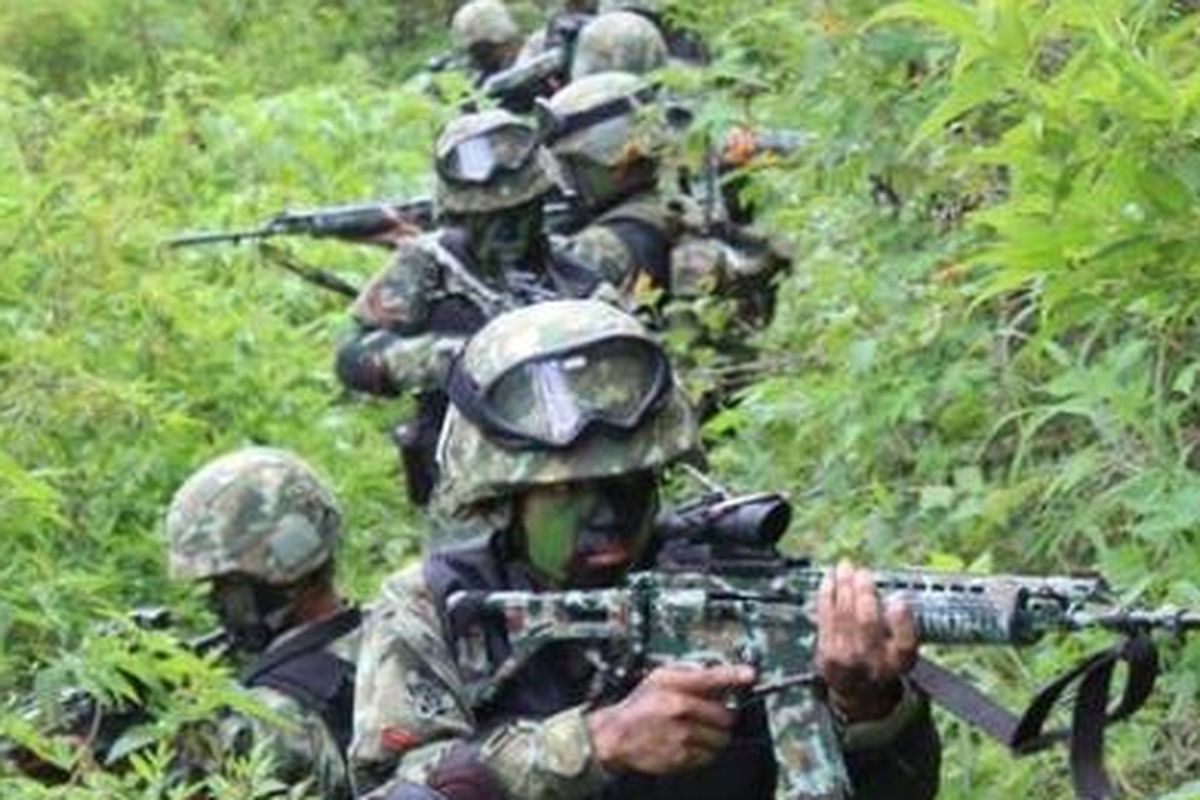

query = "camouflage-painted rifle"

[1,608,228,783]
[450,494,1200,800]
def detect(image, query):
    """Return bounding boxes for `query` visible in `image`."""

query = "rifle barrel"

[167,228,274,248]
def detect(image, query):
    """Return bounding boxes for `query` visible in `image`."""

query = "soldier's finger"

[852,568,881,636]
[655,664,756,695]
[883,598,919,674]
[834,560,858,626]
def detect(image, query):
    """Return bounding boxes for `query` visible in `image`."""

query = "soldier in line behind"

[544,71,791,411]
[166,447,361,799]
[335,110,602,507]
[350,300,940,800]
[451,0,524,83]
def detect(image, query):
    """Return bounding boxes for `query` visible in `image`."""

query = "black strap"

[243,606,362,682]
[911,634,1159,799]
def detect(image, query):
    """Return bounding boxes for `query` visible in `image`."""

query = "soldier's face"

[517,472,658,588]
[465,202,543,274]
[468,42,515,76]
[207,575,295,653]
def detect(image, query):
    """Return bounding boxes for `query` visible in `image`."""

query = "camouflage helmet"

[166,448,341,586]
[542,71,665,168]
[434,299,699,515]
[451,0,521,50]
[435,109,554,215]
[571,12,668,80]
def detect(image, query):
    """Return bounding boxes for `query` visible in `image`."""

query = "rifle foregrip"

[909,597,1026,645]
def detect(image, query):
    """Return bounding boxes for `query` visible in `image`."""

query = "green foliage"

[0,3,448,794]
[679,0,1200,795]
[3,0,1200,796]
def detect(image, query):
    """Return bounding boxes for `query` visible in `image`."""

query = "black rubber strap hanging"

[910,633,1160,800]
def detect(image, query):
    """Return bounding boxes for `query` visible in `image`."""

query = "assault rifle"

[451,492,1199,800]
[167,199,437,249]
[166,196,587,299]
[1,608,229,782]
[168,197,584,251]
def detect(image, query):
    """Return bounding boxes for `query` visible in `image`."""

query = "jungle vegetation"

[1,0,1199,797]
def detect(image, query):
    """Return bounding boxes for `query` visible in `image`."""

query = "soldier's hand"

[817,560,918,723]
[365,207,423,247]
[587,664,755,775]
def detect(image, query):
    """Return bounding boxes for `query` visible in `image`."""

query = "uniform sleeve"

[841,680,941,800]
[336,245,464,396]
[220,686,353,799]
[351,568,609,800]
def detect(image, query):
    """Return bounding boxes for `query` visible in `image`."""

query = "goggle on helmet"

[437,123,542,186]
[446,334,674,450]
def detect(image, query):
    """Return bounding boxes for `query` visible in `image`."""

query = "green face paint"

[463,201,542,277]
[521,486,596,586]
[518,474,659,588]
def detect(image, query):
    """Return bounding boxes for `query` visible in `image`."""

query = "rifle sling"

[911,633,1159,800]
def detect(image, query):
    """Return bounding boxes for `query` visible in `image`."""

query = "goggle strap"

[540,86,660,146]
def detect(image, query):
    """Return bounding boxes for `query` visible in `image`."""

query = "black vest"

[242,607,362,758]
[424,536,778,800]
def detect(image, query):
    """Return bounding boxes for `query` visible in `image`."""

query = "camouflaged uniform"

[167,448,361,800]
[219,625,361,799]
[350,302,939,800]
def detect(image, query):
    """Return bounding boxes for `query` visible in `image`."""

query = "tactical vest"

[424,534,779,800]
[242,606,362,758]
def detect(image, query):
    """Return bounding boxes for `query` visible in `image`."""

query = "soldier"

[543,71,788,409]
[335,110,601,506]
[499,6,665,113]
[166,447,361,799]
[349,299,940,799]
[451,0,523,82]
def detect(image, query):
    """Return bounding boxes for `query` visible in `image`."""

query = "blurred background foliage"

[1,0,1199,796]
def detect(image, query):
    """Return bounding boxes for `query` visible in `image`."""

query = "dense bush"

[2,0,1199,797]
[684,0,1200,796]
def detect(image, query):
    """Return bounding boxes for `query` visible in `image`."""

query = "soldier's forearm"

[842,684,941,800]
[336,329,465,397]
[474,705,609,800]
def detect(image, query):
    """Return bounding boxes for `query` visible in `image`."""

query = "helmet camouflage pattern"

[451,0,521,50]
[435,109,554,215]
[167,447,341,586]
[544,71,666,168]
[435,300,699,515]
[572,12,668,80]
